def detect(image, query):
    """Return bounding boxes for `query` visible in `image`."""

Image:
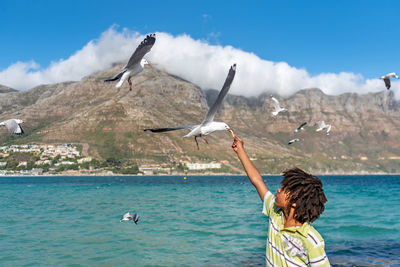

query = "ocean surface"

[0,175,399,267]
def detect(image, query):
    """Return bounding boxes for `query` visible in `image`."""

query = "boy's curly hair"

[281,168,327,223]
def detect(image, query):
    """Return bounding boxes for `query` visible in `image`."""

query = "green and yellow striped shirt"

[262,191,330,266]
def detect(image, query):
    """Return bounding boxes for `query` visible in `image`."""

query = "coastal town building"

[186,163,222,170]
[78,157,92,164]
[139,165,172,175]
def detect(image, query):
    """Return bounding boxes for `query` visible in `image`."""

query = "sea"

[0,175,399,267]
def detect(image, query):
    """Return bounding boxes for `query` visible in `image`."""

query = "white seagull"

[120,212,139,224]
[315,120,331,135]
[271,96,287,116]
[288,138,301,145]
[380,72,399,90]
[105,34,156,91]
[294,122,307,133]
[144,64,237,150]
[0,119,24,135]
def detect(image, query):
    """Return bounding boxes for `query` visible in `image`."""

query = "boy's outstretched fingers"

[232,136,243,152]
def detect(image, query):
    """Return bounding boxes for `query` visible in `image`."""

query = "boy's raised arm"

[232,136,269,202]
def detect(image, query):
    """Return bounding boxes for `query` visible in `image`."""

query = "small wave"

[328,239,400,266]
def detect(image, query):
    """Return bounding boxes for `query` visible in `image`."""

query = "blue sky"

[0,0,399,95]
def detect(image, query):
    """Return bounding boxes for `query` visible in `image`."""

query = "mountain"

[0,84,18,94]
[0,65,399,174]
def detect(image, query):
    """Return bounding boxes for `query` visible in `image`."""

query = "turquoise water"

[0,175,399,266]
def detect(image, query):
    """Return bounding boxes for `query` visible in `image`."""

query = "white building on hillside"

[186,163,221,170]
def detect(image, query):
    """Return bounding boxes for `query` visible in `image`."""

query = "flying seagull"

[144,64,237,150]
[105,34,156,91]
[120,212,139,224]
[315,120,331,135]
[271,96,287,116]
[294,122,307,133]
[0,119,24,135]
[380,72,399,90]
[288,138,301,145]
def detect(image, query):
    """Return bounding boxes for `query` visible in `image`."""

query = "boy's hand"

[232,136,244,153]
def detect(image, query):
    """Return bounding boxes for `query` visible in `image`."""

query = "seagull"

[294,122,307,133]
[0,119,24,135]
[105,34,156,91]
[315,120,331,135]
[144,64,237,150]
[120,212,139,224]
[380,72,399,90]
[288,138,301,145]
[271,96,287,116]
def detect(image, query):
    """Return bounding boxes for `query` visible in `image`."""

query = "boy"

[232,136,330,266]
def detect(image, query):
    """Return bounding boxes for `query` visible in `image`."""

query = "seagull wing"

[104,71,125,82]
[18,125,24,135]
[125,34,156,69]
[316,120,325,128]
[133,213,139,224]
[144,125,195,133]
[288,138,299,145]
[384,78,391,89]
[271,97,281,111]
[202,64,236,124]
[4,119,23,135]
[326,124,331,134]
[297,122,307,130]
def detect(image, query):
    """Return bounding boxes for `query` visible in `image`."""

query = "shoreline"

[1,172,399,177]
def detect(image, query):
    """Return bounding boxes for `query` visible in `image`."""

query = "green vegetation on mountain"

[1,65,399,174]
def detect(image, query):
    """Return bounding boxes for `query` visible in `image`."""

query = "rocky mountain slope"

[1,65,399,174]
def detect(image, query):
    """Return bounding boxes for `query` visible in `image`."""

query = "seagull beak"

[228,129,235,137]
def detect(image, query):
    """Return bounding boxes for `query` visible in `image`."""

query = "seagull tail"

[115,79,124,88]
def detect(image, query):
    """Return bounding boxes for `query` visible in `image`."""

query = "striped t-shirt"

[262,191,330,267]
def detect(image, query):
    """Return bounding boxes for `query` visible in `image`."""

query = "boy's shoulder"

[303,223,325,248]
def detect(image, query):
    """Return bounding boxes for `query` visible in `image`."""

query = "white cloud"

[0,26,398,99]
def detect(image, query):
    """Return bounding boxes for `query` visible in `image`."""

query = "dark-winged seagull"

[0,119,24,135]
[271,96,287,116]
[315,120,331,135]
[288,138,301,145]
[294,122,307,133]
[105,34,156,91]
[144,64,237,150]
[380,72,399,90]
[120,212,139,224]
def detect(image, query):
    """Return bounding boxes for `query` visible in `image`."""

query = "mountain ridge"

[1,65,399,174]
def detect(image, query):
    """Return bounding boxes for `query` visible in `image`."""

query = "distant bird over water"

[0,119,24,135]
[380,72,399,90]
[315,120,331,135]
[144,64,237,150]
[271,96,287,116]
[294,122,307,133]
[120,212,139,224]
[105,34,156,91]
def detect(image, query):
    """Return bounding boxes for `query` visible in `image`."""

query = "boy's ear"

[292,203,297,208]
